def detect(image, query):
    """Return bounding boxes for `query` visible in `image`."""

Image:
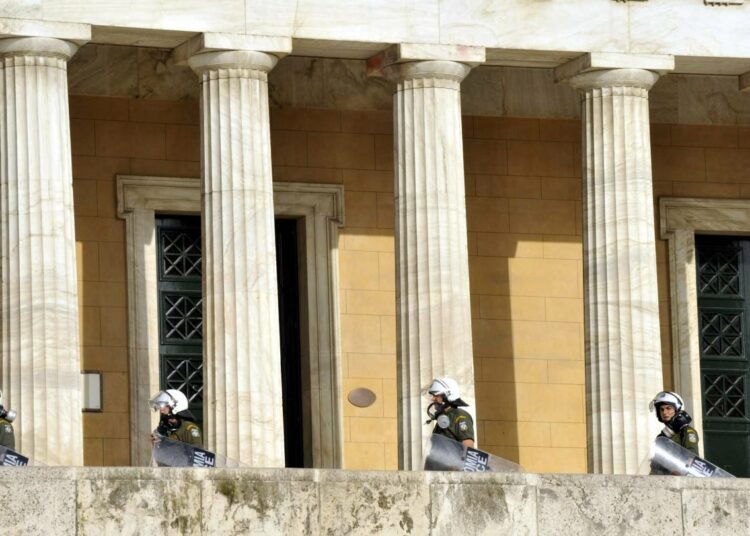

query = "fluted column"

[385,61,476,469]
[0,37,82,465]
[570,68,664,474]
[188,50,284,467]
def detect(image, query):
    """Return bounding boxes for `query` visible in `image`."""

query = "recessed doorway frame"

[117,175,345,467]
[660,196,750,455]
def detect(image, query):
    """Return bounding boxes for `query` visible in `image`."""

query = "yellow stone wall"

[70,95,748,472]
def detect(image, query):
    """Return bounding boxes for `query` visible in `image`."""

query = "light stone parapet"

[2,467,750,534]
[189,48,285,467]
[0,35,83,465]
[383,59,476,470]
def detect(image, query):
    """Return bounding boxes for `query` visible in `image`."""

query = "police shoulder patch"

[190,427,201,438]
[2,425,10,433]
[687,431,698,443]
[458,421,468,432]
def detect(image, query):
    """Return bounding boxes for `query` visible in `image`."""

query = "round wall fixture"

[347,387,377,408]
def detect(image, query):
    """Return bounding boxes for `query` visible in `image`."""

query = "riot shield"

[423,434,523,473]
[648,436,735,478]
[0,445,29,467]
[152,437,245,468]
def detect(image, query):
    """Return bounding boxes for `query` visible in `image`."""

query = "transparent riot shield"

[152,436,246,468]
[0,445,29,467]
[423,434,523,472]
[647,436,735,478]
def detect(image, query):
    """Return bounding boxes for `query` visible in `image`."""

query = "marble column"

[569,68,664,474]
[0,37,83,465]
[384,61,476,470]
[188,50,285,467]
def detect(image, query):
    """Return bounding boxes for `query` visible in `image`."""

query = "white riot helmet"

[427,377,468,407]
[649,391,684,422]
[149,389,189,414]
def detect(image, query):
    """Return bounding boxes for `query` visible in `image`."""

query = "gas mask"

[0,405,16,423]
[425,402,451,429]
[156,413,181,436]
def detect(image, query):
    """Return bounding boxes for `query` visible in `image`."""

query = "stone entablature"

[1,467,749,534]
[1,2,750,76]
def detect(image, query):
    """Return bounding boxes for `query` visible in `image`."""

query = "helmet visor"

[149,391,175,412]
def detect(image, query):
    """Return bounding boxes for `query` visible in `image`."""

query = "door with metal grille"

[155,214,306,466]
[696,235,750,477]
[156,216,204,429]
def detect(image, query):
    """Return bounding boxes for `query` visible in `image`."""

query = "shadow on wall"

[470,233,586,474]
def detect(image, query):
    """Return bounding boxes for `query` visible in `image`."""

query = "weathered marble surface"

[566,68,664,474]
[189,50,285,468]
[2,467,750,535]
[384,60,476,469]
[67,46,750,127]
[0,37,83,465]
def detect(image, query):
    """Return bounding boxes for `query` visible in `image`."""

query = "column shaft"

[388,61,476,469]
[572,69,663,474]
[0,37,82,465]
[190,51,284,467]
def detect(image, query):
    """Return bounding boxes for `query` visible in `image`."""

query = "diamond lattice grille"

[698,248,741,296]
[700,311,744,358]
[164,356,204,405]
[704,374,746,418]
[163,294,203,341]
[160,230,202,278]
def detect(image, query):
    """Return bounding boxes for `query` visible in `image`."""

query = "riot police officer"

[426,377,475,447]
[149,389,203,447]
[650,391,699,455]
[0,390,16,450]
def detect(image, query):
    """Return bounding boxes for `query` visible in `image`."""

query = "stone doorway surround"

[117,175,344,467]
[660,197,750,454]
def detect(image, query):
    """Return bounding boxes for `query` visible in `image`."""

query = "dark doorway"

[275,218,304,468]
[696,234,750,477]
[155,214,306,467]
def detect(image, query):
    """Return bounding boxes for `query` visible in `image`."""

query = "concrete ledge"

[1,468,748,534]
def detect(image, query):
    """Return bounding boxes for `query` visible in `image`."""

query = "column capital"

[187,49,278,75]
[382,60,472,84]
[173,32,291,68]
[0,36,79,60]
[367,43,483,83]
[566,68,660,92]
[555,52,674,89]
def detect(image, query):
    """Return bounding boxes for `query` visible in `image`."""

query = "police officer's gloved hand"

[666,411,691,435]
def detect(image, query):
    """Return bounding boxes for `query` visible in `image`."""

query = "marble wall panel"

[201,477,319,534]
[76,474,202,535]
[0,0,40,18]
[462,66,580,119]
[318,472,430,534]
[43,0,245,34]
[682,488,750,535]
[136,48,198,100]
[269,57,392,111]
[0,468,77,536]
[537,476,683,534]
[66,45,750,127]
[438,0,629,52]
[68,44,139,99]
[430,482,537,535]
[629,0,750,58]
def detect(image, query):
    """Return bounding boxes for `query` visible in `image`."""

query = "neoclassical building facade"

[1,1,750,478]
